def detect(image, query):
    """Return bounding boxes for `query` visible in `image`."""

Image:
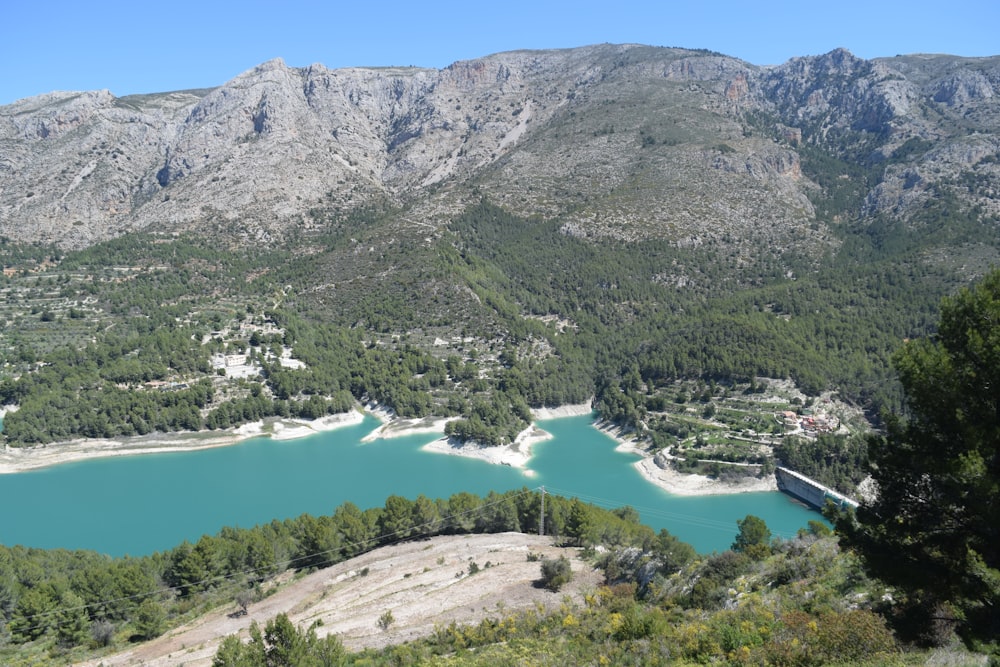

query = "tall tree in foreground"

[838,269,1000,647]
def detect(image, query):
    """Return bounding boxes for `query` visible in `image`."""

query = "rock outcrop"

[1,44,998,250]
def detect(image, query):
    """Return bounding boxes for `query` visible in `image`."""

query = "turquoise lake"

[0,414,819,556]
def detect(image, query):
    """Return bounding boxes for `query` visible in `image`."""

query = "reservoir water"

[0,414,819,556]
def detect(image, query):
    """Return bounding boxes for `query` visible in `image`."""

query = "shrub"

[91,619,115,647]
[539,556,573,592]
[378,610,395,632]
[763,609,897,664]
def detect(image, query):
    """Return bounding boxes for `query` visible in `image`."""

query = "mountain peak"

[0,44,997,252]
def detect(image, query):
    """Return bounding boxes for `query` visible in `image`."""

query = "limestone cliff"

[1,44,997,252]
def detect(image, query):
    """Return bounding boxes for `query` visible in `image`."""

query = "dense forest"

[0,489,693,665]
[2,44,999,665]
[0,186,982,450]
[0,173,995,667]
[0,487,918,666]
[1,167,994,503]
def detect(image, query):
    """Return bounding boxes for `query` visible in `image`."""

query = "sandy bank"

[632,455,777,496]
[422,423,552,474]
[361,415,456,442]
[0,410,366,474]
[606,426,778,496]
[270,411,365,441]
[1,404,778,497]
[0,430,254,474]
[371,408,777,495]
[530,401,593,420]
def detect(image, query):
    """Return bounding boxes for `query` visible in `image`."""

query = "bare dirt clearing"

[76,533,601,666]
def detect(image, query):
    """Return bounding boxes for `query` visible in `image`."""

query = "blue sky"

[2,0,996,105]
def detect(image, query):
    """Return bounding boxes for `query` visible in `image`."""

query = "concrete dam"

[775,467,859,511]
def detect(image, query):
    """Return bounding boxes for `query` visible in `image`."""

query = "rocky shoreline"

[593,420,778,496]
[420,402,592,474]
[0,410,366,474]
[0,403,777,496]
[629,449,778,496]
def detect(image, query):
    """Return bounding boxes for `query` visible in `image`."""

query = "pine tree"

[55,591,90,648]
[838,269,1000,645]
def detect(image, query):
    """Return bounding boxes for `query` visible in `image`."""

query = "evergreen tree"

[55,590,90,648]
[838,269,1000,645]
[132,598,165,641]
[732,515,771,560]
[566,498,597,547]
[10,585,56,641]
[211,613,346,666]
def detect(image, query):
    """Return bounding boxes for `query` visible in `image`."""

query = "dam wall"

[775,467,859,511]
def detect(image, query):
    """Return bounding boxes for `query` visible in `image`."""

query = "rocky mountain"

[2,43,997,259]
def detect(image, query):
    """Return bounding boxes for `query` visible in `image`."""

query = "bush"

[91,619,115,647]
[686,551,752,609]
[763,609,898,664]
[539,556,573,592]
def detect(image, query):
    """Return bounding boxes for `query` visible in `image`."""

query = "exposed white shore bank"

[421,411,775,495]
[606,425,778,496]
[356,402,560,475]
[270,411,365,441]
[0,410,366,474]
[0,430,256,474]
[361,415,457,442]
[632,454,777,496]
[421,423,553,475]
[0,403,778,496]
[530,402,593,420]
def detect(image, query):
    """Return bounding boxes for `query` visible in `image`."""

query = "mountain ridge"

[3,43,996,255]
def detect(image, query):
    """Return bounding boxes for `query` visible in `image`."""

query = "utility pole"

[539,486,545,536]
